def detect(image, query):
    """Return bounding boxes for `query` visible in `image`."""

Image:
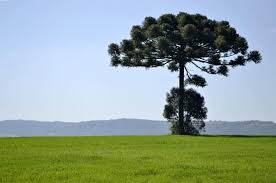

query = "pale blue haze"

[0,0,275,122]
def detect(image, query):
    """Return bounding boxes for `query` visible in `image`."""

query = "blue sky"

[0,0,275,122]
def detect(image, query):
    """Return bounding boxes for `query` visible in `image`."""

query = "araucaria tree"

[108,12,261,135]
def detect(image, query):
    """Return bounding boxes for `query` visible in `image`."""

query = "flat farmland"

[0,136,276,183]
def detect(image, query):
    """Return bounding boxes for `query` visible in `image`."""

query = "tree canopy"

[108,12,261,76]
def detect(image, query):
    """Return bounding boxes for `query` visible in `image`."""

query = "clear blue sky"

[0,0,275,122]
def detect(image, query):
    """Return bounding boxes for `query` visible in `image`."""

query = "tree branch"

[184,66,192,80]
[149,59,172,67]
[190,61,216,75]
[193,58,209,64]
[193,58,232,66]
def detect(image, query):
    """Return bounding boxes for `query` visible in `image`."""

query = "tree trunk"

[178,61,185,134]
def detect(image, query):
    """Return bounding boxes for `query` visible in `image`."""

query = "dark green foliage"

[163,87,207,135]
[108,12,262,135]
[185,75,207,87]
[108,12,261,73]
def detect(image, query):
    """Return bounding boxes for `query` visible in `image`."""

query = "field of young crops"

[0,136,276,183]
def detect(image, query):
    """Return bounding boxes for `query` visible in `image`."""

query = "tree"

[163,87,207,135]
[108,12,261,135]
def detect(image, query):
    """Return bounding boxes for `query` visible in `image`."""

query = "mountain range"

[0,119,276,137]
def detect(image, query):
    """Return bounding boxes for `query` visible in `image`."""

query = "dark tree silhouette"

[163,87,207,135]
[108,12,261,135]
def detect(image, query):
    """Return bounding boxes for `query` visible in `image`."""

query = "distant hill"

[0,119,275,137]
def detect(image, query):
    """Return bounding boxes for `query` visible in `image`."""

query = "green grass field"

[0,136,276,183]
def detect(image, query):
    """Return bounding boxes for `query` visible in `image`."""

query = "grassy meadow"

[0,135,276,183]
